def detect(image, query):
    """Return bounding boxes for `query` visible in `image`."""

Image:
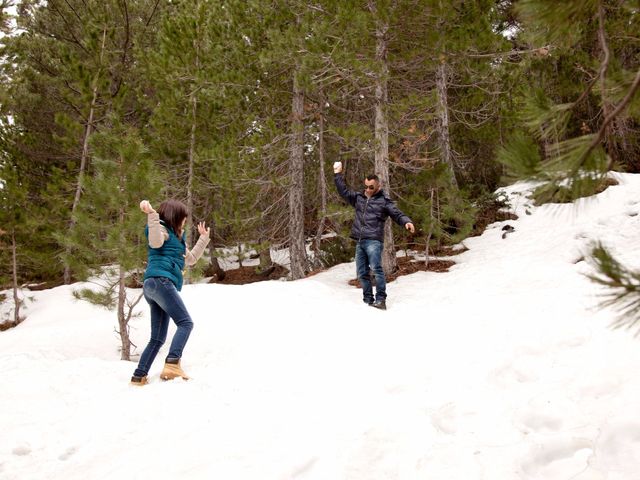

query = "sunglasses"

[364,185,376,190]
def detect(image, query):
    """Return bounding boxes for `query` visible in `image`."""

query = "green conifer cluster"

[0,0,639,338]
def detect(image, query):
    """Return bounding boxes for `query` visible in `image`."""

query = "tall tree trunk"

[237,243,244,268]
[11,230,20,325]
[206,220,225,281]
[258,239,273,274]
[435,60,459,190]
[288,68,307,280]
[424,189,435,268]
[597,1,617,163]
[117,182,131,360]
[258,212,274,274]
[612,116,635,170]
[208,222,226,282]
[184,89,197,287]
[208,255,225,281]
[64,26,108,284]
[371,2,396,275]
[314,95,328,268]
[202,196,224,281]
[188,90,197,248]
[117,264,131,361]
[185,18,202,286]
[117,151,132,360]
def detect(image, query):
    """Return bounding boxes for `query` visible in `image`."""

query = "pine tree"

[499,0,640,203]
[64,121,161,360]
[0,0,11,34]
[255,1,315,279]
[142,0,252,274]
[307,1,511,272]
[0,149,28,327]
[3,0,165,284]
[400,163,477,262]
[228,0,336,279]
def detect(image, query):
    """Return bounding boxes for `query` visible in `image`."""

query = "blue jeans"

[355,239,386,303]
[133,277,194,377]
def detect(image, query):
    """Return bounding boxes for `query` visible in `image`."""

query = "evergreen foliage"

[0,0,639,339]
[587,243,640,335]
[60,122,159,278]
[400,163,477,254]
[501,0,640,202]
[493,0,640,327]
[64,120,161,359]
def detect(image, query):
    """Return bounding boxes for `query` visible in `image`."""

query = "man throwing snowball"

[334,161,415,310]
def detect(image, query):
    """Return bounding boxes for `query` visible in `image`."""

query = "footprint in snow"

[12,445,31,456]
[593,420,640,469]
[343,429,405,480]
[521,436,593,479]
[490,361,539,387]
[58,446,78,461]
[430,403,457,435]
[284,457,319,479]
[515,409,563,434]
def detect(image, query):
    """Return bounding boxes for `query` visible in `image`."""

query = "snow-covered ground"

[1,173,640,480]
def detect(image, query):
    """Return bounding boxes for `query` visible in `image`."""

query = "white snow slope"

[1,173,640,480]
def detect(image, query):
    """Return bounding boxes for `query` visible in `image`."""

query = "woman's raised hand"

[197,221,210,238]
[139,200,155,214]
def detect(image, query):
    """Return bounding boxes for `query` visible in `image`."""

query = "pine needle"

[587,243,640,336]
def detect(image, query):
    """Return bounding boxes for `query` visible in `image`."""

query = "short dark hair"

[366,174,379,182]
[157,199,188,236]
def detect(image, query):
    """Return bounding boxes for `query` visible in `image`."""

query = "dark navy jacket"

[335,173,412,242]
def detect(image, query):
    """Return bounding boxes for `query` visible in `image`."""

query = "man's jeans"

[133,277,194,377]
[355,239,386,303]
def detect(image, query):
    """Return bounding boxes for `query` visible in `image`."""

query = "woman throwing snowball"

[130,199,210,386]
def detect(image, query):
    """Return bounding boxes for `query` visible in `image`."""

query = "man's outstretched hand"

[405,222,415,234]
[333,161,342,174]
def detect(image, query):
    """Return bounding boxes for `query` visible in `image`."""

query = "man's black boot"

[370,300,386,310]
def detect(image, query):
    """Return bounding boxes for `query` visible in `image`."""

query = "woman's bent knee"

[176,318,193,331]
[148,338,165,348]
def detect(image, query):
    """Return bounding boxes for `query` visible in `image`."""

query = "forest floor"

[16,199,518,291]
[216,198,518,286]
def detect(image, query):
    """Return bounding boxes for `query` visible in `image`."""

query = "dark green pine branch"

[587,243,640,336]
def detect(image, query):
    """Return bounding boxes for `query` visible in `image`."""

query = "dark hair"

[366,174,379,182]
[157,199,188,236]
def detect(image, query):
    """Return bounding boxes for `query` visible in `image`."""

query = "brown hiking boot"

[161,358,189,381]
[130,375,148,386]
